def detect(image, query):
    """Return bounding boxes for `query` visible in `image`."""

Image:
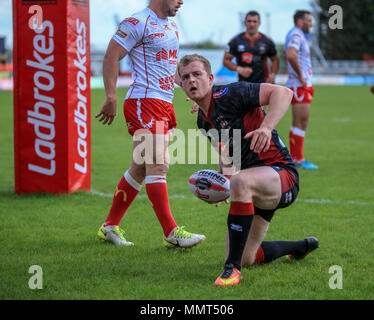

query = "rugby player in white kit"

[285,10,318,170]
[96,0,206,248]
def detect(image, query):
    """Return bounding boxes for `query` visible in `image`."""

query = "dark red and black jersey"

[197,82,298,178]
[227,32,277,83]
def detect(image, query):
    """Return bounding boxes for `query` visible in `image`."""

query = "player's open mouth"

[190,87,197,93]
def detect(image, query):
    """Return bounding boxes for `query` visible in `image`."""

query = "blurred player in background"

[223,11,280,84]
[178,54,319,286]
[285,10,318,170]
[95,0,205,248]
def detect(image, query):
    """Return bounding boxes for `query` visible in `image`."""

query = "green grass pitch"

[0,86,373,300]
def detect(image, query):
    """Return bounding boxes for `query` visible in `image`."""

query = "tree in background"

[319,0,374,60]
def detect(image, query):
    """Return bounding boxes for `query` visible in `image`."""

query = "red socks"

[254,246,265,264]
[229,201,255,216]
[145,175,177,237]
[104,171,142,227]
[289,127,305,162]
[104,172,178,237]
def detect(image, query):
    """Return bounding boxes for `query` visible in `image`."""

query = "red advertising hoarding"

[13,0,91,194]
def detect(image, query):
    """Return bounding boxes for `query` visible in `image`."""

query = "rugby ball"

[188,169,230,204]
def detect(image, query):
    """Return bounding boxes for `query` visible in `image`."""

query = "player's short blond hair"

[178,54,212,76]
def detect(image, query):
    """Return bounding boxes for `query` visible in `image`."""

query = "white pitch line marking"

[332,117,351,123]
[1,188,372,206]
[89,189,374,206]
[0,189,374,206]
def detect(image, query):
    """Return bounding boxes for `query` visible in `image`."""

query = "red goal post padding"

[13,0,91,194]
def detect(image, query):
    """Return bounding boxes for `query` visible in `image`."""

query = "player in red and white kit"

[285,10,318,170]
[96,0,205,248]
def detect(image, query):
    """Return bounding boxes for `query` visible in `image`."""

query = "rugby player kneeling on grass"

[178,54,319,287]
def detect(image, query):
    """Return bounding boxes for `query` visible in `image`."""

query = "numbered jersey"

[112,7,179,103]
[284,27,313,88]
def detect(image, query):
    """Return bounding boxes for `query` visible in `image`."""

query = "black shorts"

[254,166,299,222]
[272,166,299,209]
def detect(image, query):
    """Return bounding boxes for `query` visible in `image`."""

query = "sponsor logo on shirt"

[241,52,253,63]
[216,115,230,129]
[213,88,228,98]
[238,44,245,52]
[148,33,165,40]
[158,75,175,91]
[156,48,178,65]
[123,17,140,26]
[259,44,266,54]
[156,48,169,61]
[220,120,229,129]
[292,39,299,46]
[115,30,128,38]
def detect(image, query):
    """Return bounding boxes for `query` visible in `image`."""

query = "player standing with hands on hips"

[95,0,205,248]
[285,10,318,170]
[178,54,319,286]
